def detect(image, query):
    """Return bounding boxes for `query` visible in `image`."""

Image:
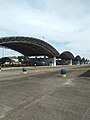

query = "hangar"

[0,36,60,66]
[59,51,74,65]
[74,55,81,65]
[60,51,74,60]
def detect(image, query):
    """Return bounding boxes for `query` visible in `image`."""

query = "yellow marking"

[56,74,67,78]
[22,72,27,74]
[61,74,67,78]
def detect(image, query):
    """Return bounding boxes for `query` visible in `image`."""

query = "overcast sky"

[0,0,90,59]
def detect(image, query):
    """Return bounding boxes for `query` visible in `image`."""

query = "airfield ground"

[0,65,90,120]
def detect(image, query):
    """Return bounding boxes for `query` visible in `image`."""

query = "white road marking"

[63,78,75,86]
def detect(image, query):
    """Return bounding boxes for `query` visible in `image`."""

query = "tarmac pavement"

[0,66,90,120]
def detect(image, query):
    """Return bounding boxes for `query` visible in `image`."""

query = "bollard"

[22,67,27,74]
[61,69,67,78]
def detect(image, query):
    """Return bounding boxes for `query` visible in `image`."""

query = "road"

[0,66,90,120]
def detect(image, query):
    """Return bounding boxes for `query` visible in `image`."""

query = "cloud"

[0,0,90,59]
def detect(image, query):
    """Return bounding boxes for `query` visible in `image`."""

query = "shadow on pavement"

[79,70,90,77]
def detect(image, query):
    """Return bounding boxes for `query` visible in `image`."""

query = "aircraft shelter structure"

[0,36,60,66]
[59,51,74,65]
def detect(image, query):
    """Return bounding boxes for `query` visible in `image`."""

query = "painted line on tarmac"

[63,78,75,86]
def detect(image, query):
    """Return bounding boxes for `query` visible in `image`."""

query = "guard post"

[22,67,27,74]
[61,69,67,78]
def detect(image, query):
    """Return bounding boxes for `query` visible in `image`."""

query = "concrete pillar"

[48,57,56,66]
[70,59,72,65]
[35,56,37,59]
[77,61,80,65]
[53,57,56,66]
[82,62,84,65]
[44,56,46,61]
[44,56,46,65]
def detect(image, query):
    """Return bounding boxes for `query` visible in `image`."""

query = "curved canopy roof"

[0,36,60,58]
[60,51,74,60]
[74,55,81,61]
[81,57,85,62]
